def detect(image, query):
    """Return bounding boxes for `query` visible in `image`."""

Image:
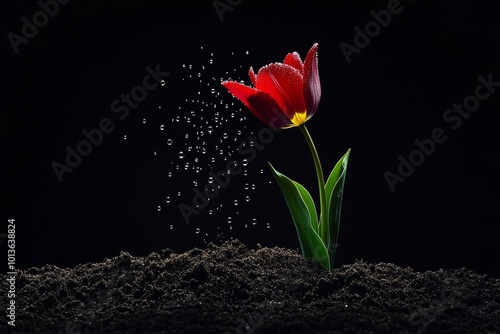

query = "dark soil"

[2,239,499,333]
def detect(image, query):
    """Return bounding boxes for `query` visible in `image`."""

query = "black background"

[2,0,499,277]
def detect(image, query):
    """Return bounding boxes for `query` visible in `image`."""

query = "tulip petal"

[248,67,256,87]
[303,43,321,118]
[283,52,304,72]
[221,81,293,128]
[255,63,306,120]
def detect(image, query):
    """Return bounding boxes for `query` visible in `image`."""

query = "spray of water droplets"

[127,47,276,244]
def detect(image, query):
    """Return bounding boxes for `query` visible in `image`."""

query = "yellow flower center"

[290,111,307,126]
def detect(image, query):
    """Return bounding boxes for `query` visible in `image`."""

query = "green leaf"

[269,163,330,270]
[294,181,319,235]
[324,148,351,269]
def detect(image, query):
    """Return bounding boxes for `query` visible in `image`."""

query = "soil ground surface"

[2,239,499,333]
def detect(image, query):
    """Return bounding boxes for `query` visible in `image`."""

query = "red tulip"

[222,43,321,129]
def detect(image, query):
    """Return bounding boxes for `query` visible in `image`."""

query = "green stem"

[298,124,328,245]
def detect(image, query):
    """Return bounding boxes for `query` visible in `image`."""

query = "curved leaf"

[294,181,319,235]
[269,163,330,269]
[324,148,351,269]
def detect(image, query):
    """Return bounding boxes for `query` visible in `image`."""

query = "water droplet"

[142,118,147,124]
[211,88,216,94]
[123,135,127,140]
[242,159,248,167]
[170,224,173,230]
[266,222,271,229]
[177,191,182,196]
[160,125,165,131]
[160,80,165,86]
[195,228,200,234]
[245,51,249,55]
[157,205,161,212]
[244,183,250,190]
[245,195,250,202]
[153,151,157,156]
[233,200,239,206]
[252,218,257,225]
[222,132,228,139]
[227,216,232,224]
[251,183,256,190]
[166,196,171,203]
[179,151,185,159]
